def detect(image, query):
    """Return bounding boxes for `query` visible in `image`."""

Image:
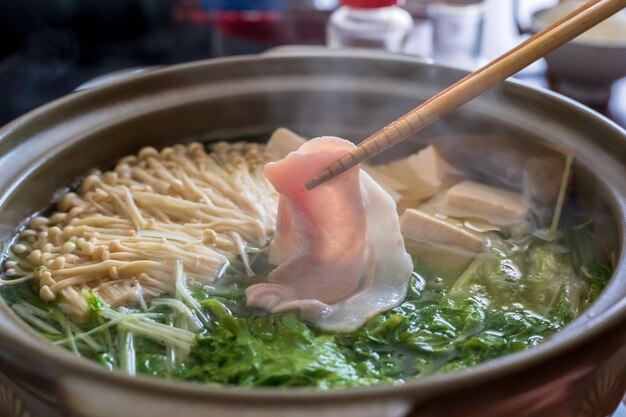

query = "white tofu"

[524,156,567,205]
[265,128,307,161]
[361,165,406,203]
[401,209,485,275]
[377,145,461,203]
[442,181,528,226]
[400,209,484,252]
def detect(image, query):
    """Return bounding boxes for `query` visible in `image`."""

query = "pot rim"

[0,50,625,404]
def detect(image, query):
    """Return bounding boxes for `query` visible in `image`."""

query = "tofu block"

[265,128,307,161]
[401,209,485,275]
[400,209,484,252]
[432,134,526,186]
[361,165,406,203]
[377,145,461,203]
[524,156,568,205]
[442,181,528,226]
[405,240,477,278]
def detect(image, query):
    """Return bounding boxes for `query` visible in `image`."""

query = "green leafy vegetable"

[0,226,614,389]
[179,302,383,388]
[581,261,612,305]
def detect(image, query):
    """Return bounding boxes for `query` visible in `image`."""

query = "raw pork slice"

[246,137,413,332]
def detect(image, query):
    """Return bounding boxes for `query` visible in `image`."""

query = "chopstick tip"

[305,169,333,190]
[304,176,323,191]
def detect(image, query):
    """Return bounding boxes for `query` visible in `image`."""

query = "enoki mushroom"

[3,141,278,320]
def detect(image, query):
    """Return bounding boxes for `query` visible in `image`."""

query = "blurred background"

[0,0,624,128]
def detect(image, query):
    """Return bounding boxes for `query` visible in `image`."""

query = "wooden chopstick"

[305,0,625,190]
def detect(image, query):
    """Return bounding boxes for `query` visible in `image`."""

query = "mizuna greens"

[1,232,612,388]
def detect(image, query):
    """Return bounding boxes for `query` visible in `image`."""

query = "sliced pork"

[246,137,413,332]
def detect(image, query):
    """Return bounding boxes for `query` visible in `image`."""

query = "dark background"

[0,0,210,125]
[0,0,342,126]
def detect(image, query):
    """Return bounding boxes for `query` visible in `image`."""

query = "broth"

[0,134,613,389]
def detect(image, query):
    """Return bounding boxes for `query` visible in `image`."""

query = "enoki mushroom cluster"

[3,142,278,320]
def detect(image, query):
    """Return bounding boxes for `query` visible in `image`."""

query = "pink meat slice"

[246,136,413,332]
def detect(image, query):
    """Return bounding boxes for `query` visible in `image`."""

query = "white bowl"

[529,1,626,105]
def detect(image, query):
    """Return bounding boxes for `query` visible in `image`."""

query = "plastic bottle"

[327,0,413,52]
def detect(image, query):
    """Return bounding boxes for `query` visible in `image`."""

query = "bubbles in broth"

[0,128,613,388]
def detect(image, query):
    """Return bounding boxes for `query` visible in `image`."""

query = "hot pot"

[0,49,625,417]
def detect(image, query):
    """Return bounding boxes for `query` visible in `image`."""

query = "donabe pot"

[0,50,625,417]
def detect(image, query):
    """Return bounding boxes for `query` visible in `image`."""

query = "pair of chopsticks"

[306,0,625,190]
